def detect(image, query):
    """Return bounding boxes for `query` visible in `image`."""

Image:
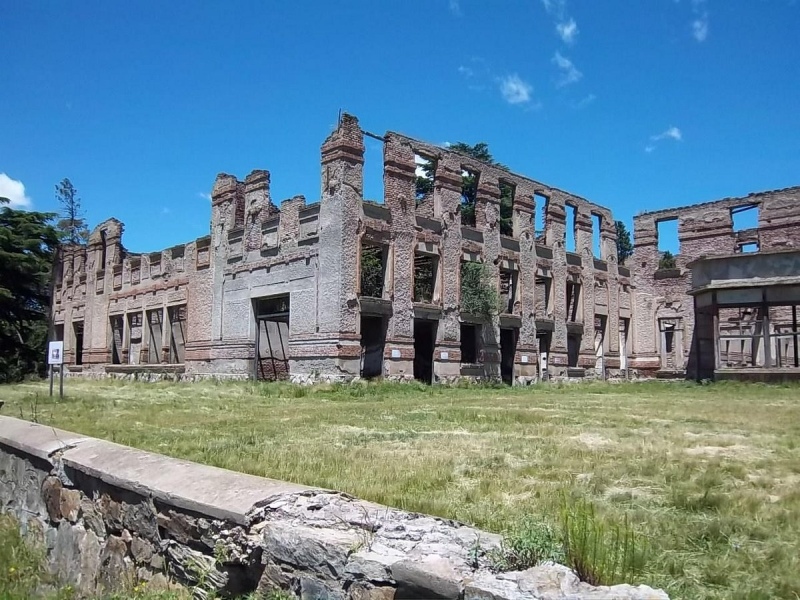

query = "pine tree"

[615,220,633,264]
[55,178,89,244]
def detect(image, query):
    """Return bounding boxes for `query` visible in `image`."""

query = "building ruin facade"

[50,114,800,383]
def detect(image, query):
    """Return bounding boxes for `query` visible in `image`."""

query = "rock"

[98,535,133,594]
[131,536,155,564]
[300,576,344,600]
[344,545,405,583]
[165,541,227,593]
[120,528,133,543]
[257,561,295,594]
[515,564,671,600]
[390,555,463,599]
[78,529,101,597]
[464,572,525,600]
[348,582,396,600]
[42,476,63,522]
[263,522,361,580]
[59,488,82,522]
[81,498,105,536]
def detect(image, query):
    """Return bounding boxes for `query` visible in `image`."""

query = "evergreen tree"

[0,198,59,382]
[55,178,89,244]
[615,220,633,264]
[659,250,677,269]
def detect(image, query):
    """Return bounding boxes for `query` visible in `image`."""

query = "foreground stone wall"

[0,417,668,599]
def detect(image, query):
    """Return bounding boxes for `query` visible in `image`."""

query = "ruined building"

[50,114,800,383]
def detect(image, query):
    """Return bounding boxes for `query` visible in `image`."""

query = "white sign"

[48,341,64,366]
[521,355,529,364]
[391,349,401,359]
[440,351,449,360]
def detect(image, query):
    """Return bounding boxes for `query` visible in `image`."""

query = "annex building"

[50,114,800,383]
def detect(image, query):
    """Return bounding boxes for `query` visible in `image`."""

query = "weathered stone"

[59,488,82,522]
[42,476,63,522]
[98,535,133,594]
[81,497,105,536]
[348,582,396,600]
[390,555,463,599]
[78,528,102,597]
[131,535,155,564]
[300,576,344,600]
[165,541,227,593]
[263,522,360,580]
[344,545,404,583]
[464,572,524,600]
[257,561,295,594]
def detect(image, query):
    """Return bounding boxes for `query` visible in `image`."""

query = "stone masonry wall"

[0,417,669,600]
[632,186,800,377]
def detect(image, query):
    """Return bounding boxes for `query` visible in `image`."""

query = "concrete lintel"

[0,416,90,464]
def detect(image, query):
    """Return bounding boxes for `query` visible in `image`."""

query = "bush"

[460,262,499,317]
[490,517,564,571]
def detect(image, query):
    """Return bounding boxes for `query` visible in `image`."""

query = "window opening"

[414,154,435,203]
[534,193,548,241]
[360,244,386,298]
[461,167,479,227]
[499,181,515,236]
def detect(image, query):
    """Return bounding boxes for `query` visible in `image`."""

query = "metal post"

[49,365,54,397]
[793,305,799,368]
[59,365,64,399]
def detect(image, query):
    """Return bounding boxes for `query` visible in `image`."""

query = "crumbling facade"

[50,114,798,383]
[51,114,634,383]
[632,187,800,378]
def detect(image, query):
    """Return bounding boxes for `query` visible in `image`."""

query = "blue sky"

[2,1,798,253]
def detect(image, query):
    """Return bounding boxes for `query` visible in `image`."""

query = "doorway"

[360,316,386,379]
[413,319,437,383]
[254,295,290,380]
[500,328,518,385]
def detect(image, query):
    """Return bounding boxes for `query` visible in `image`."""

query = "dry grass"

[2,379,800,599]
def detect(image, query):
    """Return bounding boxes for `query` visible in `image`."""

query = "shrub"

[490,517,564,571]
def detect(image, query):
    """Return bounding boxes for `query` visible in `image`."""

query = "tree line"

[0,179,87,383]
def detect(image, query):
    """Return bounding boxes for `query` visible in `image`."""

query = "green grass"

[2,379,800,599]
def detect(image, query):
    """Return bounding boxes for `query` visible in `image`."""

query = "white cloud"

[556,19,579,44]
[541,0,566,17]
[457,65,474,78]
[645,145,656,153]
[690,0,709,41]
[197,192,211,201]
[449,0,461,16]
[573,93,597,108]
[499,74,533,104]
[0,173,32,209]
[552,52,582,87]
[651,126,683,142]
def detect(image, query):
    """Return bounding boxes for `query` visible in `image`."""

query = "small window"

[460,324,478,364]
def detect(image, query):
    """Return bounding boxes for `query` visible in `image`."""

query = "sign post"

[48,341,64,399]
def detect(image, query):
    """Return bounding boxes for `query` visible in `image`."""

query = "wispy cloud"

[448,0,462,16]
[646,126,683,152]
[552,52,582,87]
[691,0,709,41]
[573,93,597,109]
[0,173,32,209]
[197,192,211,201]
[457,65,474,78]
[651,126,683,142]
[499,74,533,104]
[556,18,579,44]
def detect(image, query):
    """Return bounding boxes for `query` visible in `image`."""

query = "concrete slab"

[0,416,90,463]
[60,438,312,524]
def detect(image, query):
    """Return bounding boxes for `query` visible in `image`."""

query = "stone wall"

[632,186,800,378]
[0,417,669,599]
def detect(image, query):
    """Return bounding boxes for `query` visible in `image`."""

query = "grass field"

[1,379,799,599]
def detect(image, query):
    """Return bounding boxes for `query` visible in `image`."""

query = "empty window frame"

[534,193,548,241]
[414,253,437,303]
[535,275,552,317]
[99,230,108,272]
[109,315,124,364]
[254,295,290,381]
[656,218,678,253]
[731,203,759,232]
[460,324,479,364]
[360,244,386,299]
[499,269,518,314]
[414,154,435,203]
[460,168,479,227]
[127,312,143,365]
[565,203,577,251]
[499,181,515,236]
[592,213,603,258]
[363,138,384,203]
[566,280,582,322]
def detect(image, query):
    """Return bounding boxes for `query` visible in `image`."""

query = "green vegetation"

[0,198,59,383]
[460,261,499,317]
[659,250,677,269]
[615,220,633,265]
[2,379,800,599]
